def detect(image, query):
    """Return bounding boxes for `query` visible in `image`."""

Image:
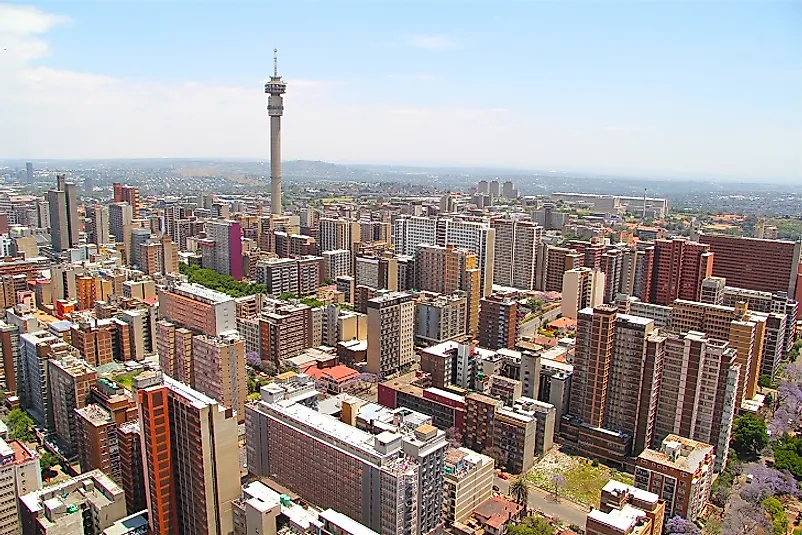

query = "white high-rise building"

[492,219,543,290]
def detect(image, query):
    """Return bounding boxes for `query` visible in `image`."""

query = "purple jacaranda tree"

[246,351,262,369]
[739,463,799,502]
[770,362,802,436]
[445,426,463,449]
[664,516,701,535]
[722,495,771,535]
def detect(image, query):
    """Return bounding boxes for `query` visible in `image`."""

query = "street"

[494,476,589,529]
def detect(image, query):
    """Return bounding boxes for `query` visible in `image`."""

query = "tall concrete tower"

[265,49,287,215]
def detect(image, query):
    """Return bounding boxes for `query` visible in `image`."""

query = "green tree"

[509,475,529,509]
[731,413,768,459]
[506,516,554,535]
[758,375,776,389]
[280,292,298,301]
[773,435,802,478]
[763,497,789,535]
[5,409,35,442]
[39,451,59,478]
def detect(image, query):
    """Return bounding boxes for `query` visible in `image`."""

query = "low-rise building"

[443,448,494,526]
[586,480,665,535]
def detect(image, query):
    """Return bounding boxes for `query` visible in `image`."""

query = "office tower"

[489,180,500,198]
[265,50,287,214]
[25,161,33,181]
[502,180,518,198]
[532,203,567,231]
[620,245,654,301]
[130,227,151,266]
[0,436,40,534]
[671,299,765,404]
[571,306,665,455]
[478,293,517,350]
[0,320,20,393]
[649,238,713,305]
[477,180,490,194]
[699,234,801,296]
[246,400,443,535]
[414,293,468,346]
[47,175,79,252]
[205,219,244,280]
[540,245,584,292]
[48,354,95,451]
[109,202,133,261]
[443,448,494,526]
[192,332,247,420]
[561,267,606,319]
[393,216,496,297]
[19,470,126,534]
[85,204,110,245]
[322,249,351,280]
[699,276,726,305]
[366,292,414,378]
[19,331,62,431]
[135,371,239,535]
[113,183,140,211]
[118,421,147,514]
[259,303,314,365]
[654,332,738,471]
[158,282,237,336]
[355,255,398,291]
[318,217,361,252]
[586,480,665,535]
[634,436,715,521]
[492,219,543,290]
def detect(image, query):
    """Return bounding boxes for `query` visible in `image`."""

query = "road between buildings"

[494,476,589,529]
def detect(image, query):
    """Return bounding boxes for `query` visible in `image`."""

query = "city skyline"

[1,1,800,182]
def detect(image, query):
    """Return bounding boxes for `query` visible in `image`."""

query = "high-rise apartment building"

[113,183,140,211]
[540,245,584,292]
[442,448,494,526]
[671,300,765,404]
[620,245,654,301]
[654,332,738,470]
[156,320,195,385]
[600,248,624,303]
[118,421,147,515]
[562,267,606,320]
[355,255,398,291]
[109,202,134,261]
[491,219,543,290]
[158,282,237,336]
[0,436,41,535]
[570,306,665,455]
[19,331,62,432]
[634,435,714,521]
[246,399,444,535]
[478,294,517,350]
[0,320,21,393]
[85,204,110,246]
[415,244,481,335]
[393,216,495,296]
[366,292,415,378]
[47,175,79,252]
[414,293,467,346]
[48,354,96,452]
[649,238,713,305]
[205,219,244,280]
[319,217,361,252]
[139,235,179,276]
[699,234,801,296]
[322,249,352,280]
[70,321,114,366]
[192,332,247,420]
[135,371,239,535]
[532,203,567,231]
[259,303,314,365]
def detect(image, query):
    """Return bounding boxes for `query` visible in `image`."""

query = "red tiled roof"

[473,496,522,529]
[306,365,359,383]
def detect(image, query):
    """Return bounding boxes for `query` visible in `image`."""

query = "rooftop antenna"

[273,48,278,77]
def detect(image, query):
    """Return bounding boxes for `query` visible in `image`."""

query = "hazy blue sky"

[1,1,800,181]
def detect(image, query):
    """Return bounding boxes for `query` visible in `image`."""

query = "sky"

[1,1,800,182]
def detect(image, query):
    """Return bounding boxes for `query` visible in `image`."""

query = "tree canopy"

[731,413,768,459]
[5,409,35,442]
[505,516,554,535]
